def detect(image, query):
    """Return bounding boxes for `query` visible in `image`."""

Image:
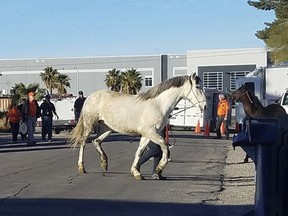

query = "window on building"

[145,76,153,87]
[203,72,223,91]
[229,71,250,91]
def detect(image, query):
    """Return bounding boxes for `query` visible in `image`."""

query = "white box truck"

[169,88,219,131]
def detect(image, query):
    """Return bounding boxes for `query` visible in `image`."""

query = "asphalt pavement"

[0,128,255,216]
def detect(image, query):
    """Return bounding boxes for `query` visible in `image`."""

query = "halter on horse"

[68,73,207,180]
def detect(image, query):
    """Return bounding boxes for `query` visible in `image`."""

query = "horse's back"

[81,90,149,133]
[264,104,287,117]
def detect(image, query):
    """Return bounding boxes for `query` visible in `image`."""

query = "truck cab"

[234,77,264,125]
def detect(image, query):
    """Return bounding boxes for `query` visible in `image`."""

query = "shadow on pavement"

[0,198,254,216]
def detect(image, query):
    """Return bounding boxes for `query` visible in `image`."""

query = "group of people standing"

[5,90,86,146]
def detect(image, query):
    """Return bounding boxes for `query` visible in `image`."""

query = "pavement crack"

[1,183,31,202]
[13,183,31,197]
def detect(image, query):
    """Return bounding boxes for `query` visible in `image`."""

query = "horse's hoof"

[78,167,86,174]
[155,166,163,174]
[101,163,108,171]
[134,174,145,180]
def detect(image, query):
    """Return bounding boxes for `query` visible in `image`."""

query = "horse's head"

[231,84,249,102]
[185,73,207,111]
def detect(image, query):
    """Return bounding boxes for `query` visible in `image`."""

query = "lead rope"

[245,91,254,104]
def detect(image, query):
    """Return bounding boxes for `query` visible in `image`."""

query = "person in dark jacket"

[22,91,40,146]
[17,96,27,140]
[73,90,86,122]
[39,94,59,142]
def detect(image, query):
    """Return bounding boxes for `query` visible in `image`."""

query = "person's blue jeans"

[137,143,163,174]
[26,115,36,144]
[42,116,52,140]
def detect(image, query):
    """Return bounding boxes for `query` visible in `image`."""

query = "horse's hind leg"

[78,132,91,174]
[77,117,94,174]
[92,124,112,171]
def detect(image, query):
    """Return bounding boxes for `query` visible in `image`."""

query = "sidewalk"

[218,142,255,210]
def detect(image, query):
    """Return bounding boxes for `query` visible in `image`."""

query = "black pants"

[215,116,229,139]
[42,116,53,140]
[9,122,19,142]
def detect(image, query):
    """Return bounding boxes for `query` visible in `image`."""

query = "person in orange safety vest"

[214,94,230,139]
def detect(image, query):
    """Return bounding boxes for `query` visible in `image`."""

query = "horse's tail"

[68,114,84,149]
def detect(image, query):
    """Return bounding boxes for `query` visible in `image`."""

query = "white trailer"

[235,66,288,125]
[169,88,219,131]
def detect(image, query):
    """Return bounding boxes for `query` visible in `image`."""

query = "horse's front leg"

[156,142,168,175]
[131,137,150,180]
[149,135,168,175]
[92,130,112,171]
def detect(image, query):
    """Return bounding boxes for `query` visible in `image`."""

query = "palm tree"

[11,82,42,104]
[40,66,59,95]
[120,68,142,95]
[105,68,121,92]
[56,73,71,94]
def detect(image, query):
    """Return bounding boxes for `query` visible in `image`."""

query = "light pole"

[73,67,79,94]
[0,71,2,96]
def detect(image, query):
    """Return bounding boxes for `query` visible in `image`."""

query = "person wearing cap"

[22,91,40,146]
[214,94,230,140]
[39,94,59,142]
[73,90,86,123]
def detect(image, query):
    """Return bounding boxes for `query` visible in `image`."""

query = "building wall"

[187,48,267,93]
[0,48,267,97]
[0,55,165,96]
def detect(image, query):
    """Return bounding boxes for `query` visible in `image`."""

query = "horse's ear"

[192,72,196,79]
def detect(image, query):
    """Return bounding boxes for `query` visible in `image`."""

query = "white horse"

[68,73,206,180]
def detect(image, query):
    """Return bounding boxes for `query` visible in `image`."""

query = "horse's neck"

[156,87,183,115]
[242,93,264,117]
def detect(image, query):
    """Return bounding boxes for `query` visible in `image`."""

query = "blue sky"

[0,0,275,59]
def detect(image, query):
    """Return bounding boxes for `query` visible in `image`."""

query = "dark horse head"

[231,84,253,103]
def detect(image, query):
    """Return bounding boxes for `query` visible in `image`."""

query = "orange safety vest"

[217,100,229,116]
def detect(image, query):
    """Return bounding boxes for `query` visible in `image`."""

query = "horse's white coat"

[69,74,206,180]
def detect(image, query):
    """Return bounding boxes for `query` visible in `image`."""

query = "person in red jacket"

[6,102,22,143]
[22,91,40,146]
[214,94,230,139]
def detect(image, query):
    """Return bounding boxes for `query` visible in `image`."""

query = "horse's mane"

[137,75,189,101]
